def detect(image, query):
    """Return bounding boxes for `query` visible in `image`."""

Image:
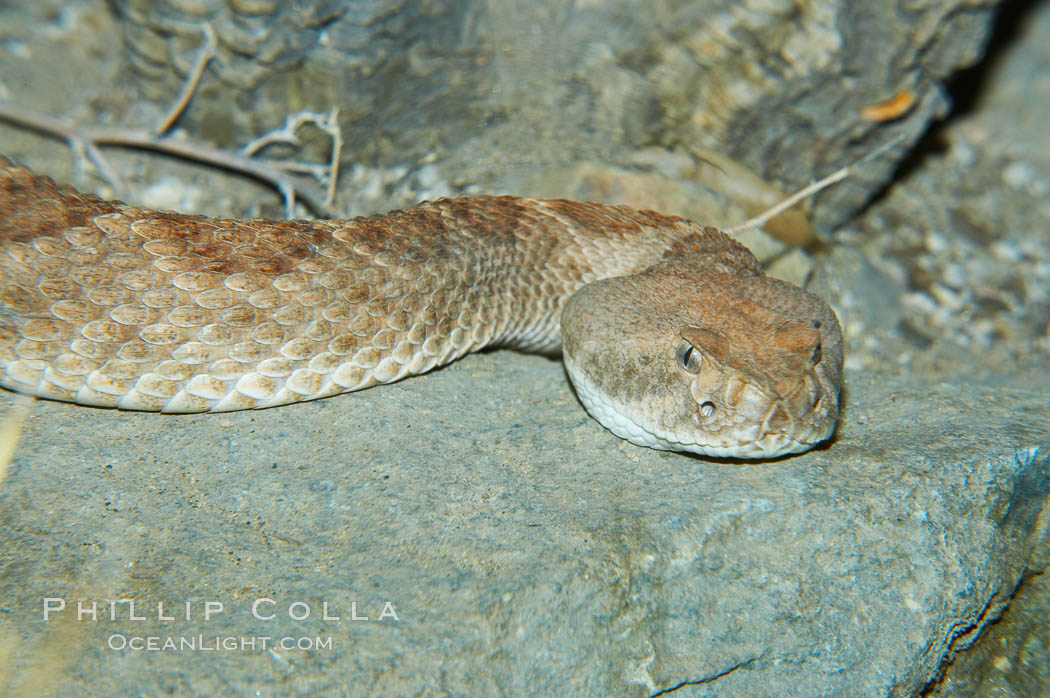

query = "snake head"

[561,256,843,459]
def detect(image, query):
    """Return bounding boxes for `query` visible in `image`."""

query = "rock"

[109,0,999,226]
[1,354,1046,695]
[808,246,905,373]
[1,1,1046,694]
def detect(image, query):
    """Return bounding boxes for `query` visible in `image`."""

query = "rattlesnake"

[0,157,842,458]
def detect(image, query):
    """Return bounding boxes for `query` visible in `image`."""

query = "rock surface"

[110,0,998,223]
[0,355,1047,696]
[0,0,1048,696]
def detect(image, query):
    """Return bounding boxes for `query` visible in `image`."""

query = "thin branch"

[727,133,907,236]
[325,107,342,207]
[157,22,217,136]
[727,170,850,236]
[273,161,333,177]
[239,107,344,209]
[81,138,126,192]
[0,101,344,219]
[241,111,324,156]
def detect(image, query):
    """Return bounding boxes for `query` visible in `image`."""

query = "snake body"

[0,157,842,458]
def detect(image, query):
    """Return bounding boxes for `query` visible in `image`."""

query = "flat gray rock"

[1,353,1047,695]
[1,1,1047,695]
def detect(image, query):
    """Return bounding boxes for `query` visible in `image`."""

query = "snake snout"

[777,373,823,416]
[721,375,769,418]
[708,367,830,452]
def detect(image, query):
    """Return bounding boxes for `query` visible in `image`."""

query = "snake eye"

[677,340,702,374]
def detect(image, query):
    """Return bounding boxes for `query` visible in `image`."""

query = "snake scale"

[0,156,842,458]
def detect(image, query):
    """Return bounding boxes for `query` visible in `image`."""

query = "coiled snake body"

[0,157,842,458]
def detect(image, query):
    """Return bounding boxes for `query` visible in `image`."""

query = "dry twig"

[0,103,344,218]
[727,134,907,236]
[157,22,217,136]
[0,22,345,219]
[241,107,344,208]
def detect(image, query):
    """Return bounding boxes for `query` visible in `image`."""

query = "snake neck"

[446,196,756,355]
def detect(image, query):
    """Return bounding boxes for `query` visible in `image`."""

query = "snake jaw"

[678,370,834,458]
[564,347,837,459]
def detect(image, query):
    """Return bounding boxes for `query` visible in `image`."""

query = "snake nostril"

[700,401,716,417]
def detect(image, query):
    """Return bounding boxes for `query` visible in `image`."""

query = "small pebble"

[924,230,949,255]
[929,283,963,312]
[415,164,443,189]
[948,137,978,168]
[140,177,201,211]
[902,291,937,315]
[942,263,966,288]
[1001,160,1038,191]
[991,240,1023,263]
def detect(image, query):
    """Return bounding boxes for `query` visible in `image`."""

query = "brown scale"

[0,156,711,414]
